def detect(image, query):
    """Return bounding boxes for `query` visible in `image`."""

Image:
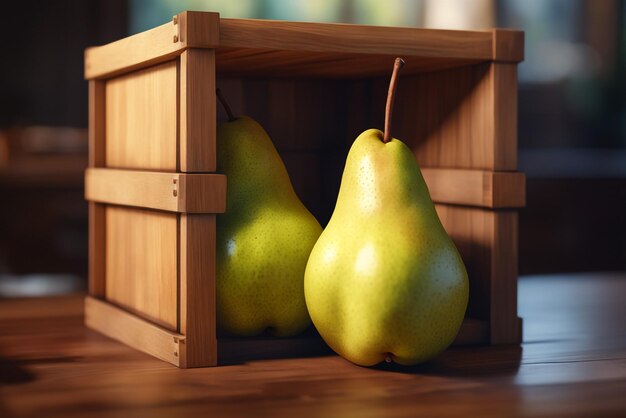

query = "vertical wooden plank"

[490,211,520,344]
[179,214,217,367]
[88,204,105,298]
[491,63,518,171]
[89,81,105,168]
[179,49,216,172]
[88,80,105,298]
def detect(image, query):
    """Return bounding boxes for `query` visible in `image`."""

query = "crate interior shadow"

[374,344,523,378]
[216,62,488,227]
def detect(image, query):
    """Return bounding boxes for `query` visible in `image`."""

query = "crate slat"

[85,11,220,79]
[85,168,226,213]
[85,13,523,81]
[85,296,184,366]
[422,168,525,208]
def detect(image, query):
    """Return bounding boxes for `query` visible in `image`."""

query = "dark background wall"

[0,1,127,129]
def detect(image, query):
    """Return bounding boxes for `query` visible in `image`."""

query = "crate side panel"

[105,61,178,171]
[391,63,487,169]
[376,63,515,171]
[490,211,520,343]
[105,206,178,330]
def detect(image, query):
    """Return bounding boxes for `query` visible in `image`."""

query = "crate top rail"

[85,11,524,80]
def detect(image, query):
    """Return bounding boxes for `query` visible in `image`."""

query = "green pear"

[216,92,322,337]
[304,59,468,366]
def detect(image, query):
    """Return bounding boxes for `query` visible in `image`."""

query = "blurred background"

[0,0,624,296]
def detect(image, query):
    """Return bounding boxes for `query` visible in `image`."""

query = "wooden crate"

[84,11,525,368]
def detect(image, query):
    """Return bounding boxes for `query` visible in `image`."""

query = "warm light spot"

[226,239,236,257]
[322,243,338,265]
[355,243,377,275]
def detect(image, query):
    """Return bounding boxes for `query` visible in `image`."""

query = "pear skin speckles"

[304,130,469,366]
[216,117,322,337]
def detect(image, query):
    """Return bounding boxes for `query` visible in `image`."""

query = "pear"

[304,59,469,366]
[215,90,322,337]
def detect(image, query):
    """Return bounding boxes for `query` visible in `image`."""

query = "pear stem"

[216,88,236,122]
[383,58,405,144]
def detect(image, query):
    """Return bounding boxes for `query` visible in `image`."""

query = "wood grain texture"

[219,18,494,60]
[492,63,518,170]
[85,168,226,213]
[217,65,518,188]
[85,12,523,80]
[393,62,518,170]
[421,168,525,208]
[492,28,525,62]
[105,206,178,331]
[215,19,522,77]
[216,49,484,78]
[85,11,219,79]
[2,274,625,417]
[105,61,178,171]
[179,49,216,172]
[84,296,182,366]
[179,11,220,48]
[88,81,105,167]
[490,211,520,344]
[179,214,217,367]
[88,80,106,298]
[88,203,105,298]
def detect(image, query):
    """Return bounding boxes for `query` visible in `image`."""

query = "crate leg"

[490,211,520,344]
[179,214,217,367]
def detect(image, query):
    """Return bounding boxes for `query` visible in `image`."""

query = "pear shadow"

[216,326,333,366]
[372,344,523,378]
[216,65,488,227]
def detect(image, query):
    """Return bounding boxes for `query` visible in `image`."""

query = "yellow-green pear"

[216,90,322,337]
[304,59,469,366]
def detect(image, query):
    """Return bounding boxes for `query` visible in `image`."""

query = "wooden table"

[1,273,625,417]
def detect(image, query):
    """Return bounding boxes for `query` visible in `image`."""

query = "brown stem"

[216,88,236,122]
[383,58,405,143]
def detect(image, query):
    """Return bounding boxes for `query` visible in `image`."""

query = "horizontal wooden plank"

[85,11,219,79]
[85,168,226,213]
[422,168,525,208]
[220,19,495,60]
[215,49,483,78]
[86,12,523,80]
[85,296,183,366]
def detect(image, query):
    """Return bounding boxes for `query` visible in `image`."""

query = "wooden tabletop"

[1,273,625,418]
